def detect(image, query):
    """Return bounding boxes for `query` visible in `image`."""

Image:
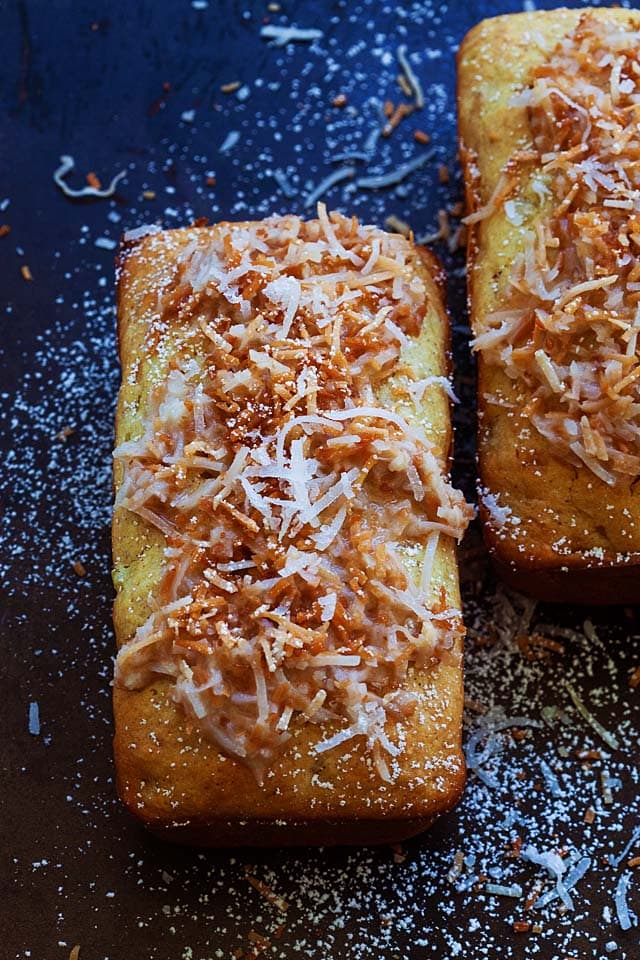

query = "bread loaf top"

[112,210,470,829]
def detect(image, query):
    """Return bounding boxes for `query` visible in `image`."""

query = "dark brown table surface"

[2,1,639,958]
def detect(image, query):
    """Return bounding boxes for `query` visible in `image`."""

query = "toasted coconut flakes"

[246,872,290,911]
[385,215,411,237]
[555,275,618,310]
[447,850,465,883]
[534,349,564,393]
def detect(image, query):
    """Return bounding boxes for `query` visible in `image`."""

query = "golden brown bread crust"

[458,8,640,604]
[112,223,466,846]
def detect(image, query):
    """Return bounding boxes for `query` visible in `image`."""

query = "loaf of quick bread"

[112,209,472,846]
[459,8,640,603]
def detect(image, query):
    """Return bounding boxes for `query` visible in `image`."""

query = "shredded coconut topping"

[114,207,471,781]
[471,15,640,484]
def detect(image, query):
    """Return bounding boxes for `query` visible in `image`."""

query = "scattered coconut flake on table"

[260,25,324,47]
[521,844,575,910]
[219,130,240,154]
[533,856,592,910]
[53,155,126,199]
[609,826,640,869]
[615,873,637,932]
[485,883,523,899]
[396,45,424,109]
[272,167,297,198]
[94,237,117,250]
[122,223,162,242]
[539,757,563,799]
[304,165,355,208]
[565,680,620,750]
[357,148,436,189]
[28,701,40,736]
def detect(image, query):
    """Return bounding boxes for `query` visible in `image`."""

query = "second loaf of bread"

[459,8,640,602]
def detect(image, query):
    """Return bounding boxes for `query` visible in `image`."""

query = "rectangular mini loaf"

[459,8,640,603]
[111,210,471,846]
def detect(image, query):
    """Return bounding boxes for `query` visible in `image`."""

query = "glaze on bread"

[459,8,640,603]
[112,211,471,846]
